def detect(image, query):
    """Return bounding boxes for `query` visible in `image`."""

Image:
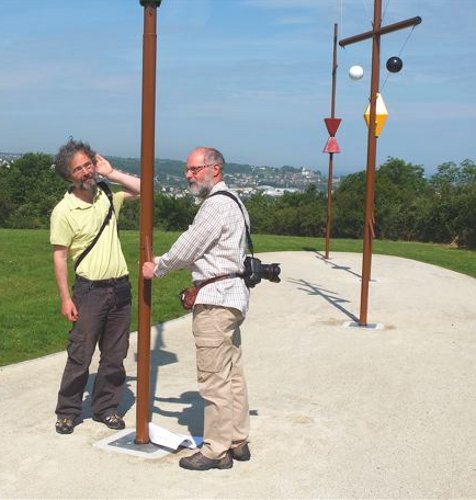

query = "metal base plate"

[93,429,174,459]
[343,320,384,330]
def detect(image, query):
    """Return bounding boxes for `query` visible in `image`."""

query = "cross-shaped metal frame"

[339,1,421,326]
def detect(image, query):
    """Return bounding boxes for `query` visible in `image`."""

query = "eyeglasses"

[71,160,94,175]
[184,164,215,175]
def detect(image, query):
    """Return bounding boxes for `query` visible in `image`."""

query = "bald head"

[185,146,225,199]
[187,147,225,169]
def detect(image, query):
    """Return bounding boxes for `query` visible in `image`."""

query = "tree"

[2,152,476,248]
[245,192,275,234]
[154,193,197,231]
[0,153,65,228]
[374,157,427,240]
[332,171,366,238]
[425,159,476,247]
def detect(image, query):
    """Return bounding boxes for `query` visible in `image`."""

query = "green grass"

[252,234,476,277]
[1,228,475,366]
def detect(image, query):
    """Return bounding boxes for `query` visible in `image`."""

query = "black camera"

[243,256,281,288]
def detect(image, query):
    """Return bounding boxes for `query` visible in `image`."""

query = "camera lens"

[261,263,281,283]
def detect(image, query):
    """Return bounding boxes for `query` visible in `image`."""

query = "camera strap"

[207,190,254,256]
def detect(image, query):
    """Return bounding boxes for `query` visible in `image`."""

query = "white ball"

[349,65,364,80]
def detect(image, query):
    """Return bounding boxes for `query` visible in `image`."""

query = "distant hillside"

[107,157,288,176]
[107,156,323,191]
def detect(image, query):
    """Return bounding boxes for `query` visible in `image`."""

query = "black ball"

[386,56,403,73]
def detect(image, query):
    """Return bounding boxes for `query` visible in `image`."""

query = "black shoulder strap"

[207,190,254,256]
[74,182,115,272]
[97,180,114,206]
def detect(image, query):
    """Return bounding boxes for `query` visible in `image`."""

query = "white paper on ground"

[148,422,198,450]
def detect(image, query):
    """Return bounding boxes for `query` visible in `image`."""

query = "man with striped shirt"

[143,146,251,471]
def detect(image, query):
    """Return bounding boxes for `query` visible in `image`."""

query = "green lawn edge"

[1,228,474,366]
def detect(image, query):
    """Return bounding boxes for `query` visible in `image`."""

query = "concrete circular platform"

[1,252,475,499]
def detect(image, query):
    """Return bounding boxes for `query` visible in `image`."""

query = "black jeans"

[55,276,131,420]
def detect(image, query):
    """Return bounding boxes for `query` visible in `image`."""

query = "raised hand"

[95,154,114,178]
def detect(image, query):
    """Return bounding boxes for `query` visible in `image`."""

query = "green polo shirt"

[50,187,128,280]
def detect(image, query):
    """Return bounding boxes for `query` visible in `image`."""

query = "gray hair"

[54,138,96,180]
[202,147,225,168]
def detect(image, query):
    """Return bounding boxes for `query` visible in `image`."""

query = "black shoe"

[93,412,125,430]
[55,417,75,435]
[179,451,233,471]
[231,442,251,461]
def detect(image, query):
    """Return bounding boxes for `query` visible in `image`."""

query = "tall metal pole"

[136,0,161,445]
[359,0,381,326]
[339,3,421,326]
[324,23,339,259]
[330,23,338,134]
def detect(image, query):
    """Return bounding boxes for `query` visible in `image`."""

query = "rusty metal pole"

[136,0,161,445]
[324,153,334,259]
[358,0,381,326]
[324,23,339,259]
[339,5,421,326]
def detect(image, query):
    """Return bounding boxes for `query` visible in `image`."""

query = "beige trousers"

[192,304,250,459]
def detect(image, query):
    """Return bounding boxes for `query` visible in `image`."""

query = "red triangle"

[324,117,341,136]
[323,136,341,154]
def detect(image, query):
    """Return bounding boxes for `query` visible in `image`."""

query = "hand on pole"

[142,261,157,280]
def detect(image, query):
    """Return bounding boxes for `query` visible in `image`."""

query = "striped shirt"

[154,181,250,316]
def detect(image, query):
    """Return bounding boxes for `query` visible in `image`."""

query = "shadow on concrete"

[288,277,358,323]
[80,324,180,423]
[147,324,204,437]
[313,251,362,279]
[81,375,136,421]
[128,323,181,419]
[147,323,179,413]
[81,323,256,438]
[153,391,204,438]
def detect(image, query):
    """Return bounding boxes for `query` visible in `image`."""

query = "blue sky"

[0,0,475,176]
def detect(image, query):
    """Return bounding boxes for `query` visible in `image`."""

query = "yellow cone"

[364,93,388,137]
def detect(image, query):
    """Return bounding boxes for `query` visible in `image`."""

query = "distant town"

[0,152,19,167]
[0,152,343,197]
[147,159,343,197]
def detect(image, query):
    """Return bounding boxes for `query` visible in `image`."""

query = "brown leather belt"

[193,272,244,288]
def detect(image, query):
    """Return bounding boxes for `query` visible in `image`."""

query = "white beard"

[189,181,213,201]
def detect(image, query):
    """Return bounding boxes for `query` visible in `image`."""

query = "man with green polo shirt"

[50,138,140,434]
